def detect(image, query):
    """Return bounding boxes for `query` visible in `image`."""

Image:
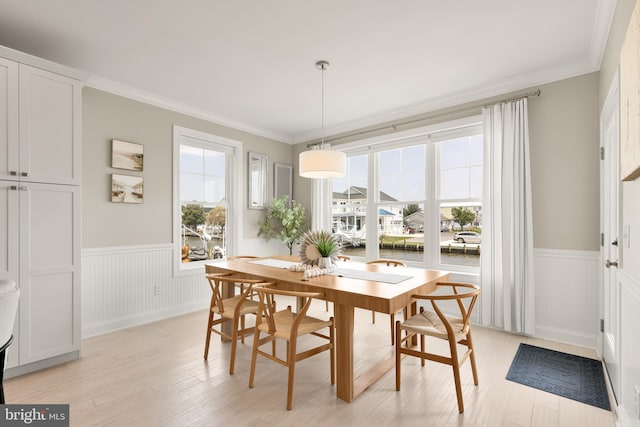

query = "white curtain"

[480,98,535,334]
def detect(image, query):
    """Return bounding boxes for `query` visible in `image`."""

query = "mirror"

[274,163,293,206]
[248,152,268,209]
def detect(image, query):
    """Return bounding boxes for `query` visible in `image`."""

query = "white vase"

[317,257,332,269]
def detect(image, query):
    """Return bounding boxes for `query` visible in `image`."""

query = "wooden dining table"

[205,255,450,403]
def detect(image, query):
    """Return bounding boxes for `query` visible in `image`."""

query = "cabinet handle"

[10,185,17,190]
[21,172,28,177]
[10,171,17,176]
[20,186,28,191]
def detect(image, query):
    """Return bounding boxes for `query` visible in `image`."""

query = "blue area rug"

[506,343,610,410]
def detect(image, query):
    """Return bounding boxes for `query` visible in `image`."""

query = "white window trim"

[172,125,243,277]
[325,115,483,274]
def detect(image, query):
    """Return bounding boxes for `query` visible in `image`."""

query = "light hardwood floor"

[5,299,616,427]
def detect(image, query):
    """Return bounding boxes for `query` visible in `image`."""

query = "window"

[330,117,483,272]
[173,126,242,274]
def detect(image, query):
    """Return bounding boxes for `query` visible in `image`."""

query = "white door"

[600,73,620,403]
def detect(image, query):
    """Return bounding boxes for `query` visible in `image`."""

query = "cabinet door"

[19,182,80,364]
[19,65,81,185]
[0,58,19,181]
[0,181,20,368]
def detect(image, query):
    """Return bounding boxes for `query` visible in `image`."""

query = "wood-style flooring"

[4,299,616,426]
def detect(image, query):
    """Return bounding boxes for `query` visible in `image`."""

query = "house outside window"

[329,117,482,272]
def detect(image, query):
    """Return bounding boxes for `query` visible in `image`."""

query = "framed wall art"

[620,0,640,181]
[111,174,144,204]
[112,139,144,171]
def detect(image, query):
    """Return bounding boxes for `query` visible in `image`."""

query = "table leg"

[333,303,354,402]
[220,280,234,342]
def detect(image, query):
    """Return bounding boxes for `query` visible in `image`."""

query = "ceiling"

[0,1,615,144]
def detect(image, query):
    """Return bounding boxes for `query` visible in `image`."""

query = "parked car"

[453,231,481,244]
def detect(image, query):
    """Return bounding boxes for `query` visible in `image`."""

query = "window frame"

[328,116,483,274]
[172,125,243,277]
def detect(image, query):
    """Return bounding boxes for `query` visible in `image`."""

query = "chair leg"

[286,339,297,410]
[390,313,395,345]
[449,339,464,413]
[248,329,261,388]
[371,311,376,324]
[203,310,214,359]
[420,334,426,366]
[466,331,479,385]
[395,320,402,391]
[325,300,329,312]
[229,317,240,375]
[329,319,335,385]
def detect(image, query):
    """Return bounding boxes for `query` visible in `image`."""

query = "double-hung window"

[173,126,242,274]
[329,116,483,273]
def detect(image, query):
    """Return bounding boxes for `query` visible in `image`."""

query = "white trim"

[82,300,209,338]
[589,0,618,68]
[172,126,243,278]
[533,247,601,260]
[293,65,597,144]
[88,76,290,143]
[0,45,89,81]
[82,243,172,255]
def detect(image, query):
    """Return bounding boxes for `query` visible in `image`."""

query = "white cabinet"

[0,55,81,372]
[0,59,81,185]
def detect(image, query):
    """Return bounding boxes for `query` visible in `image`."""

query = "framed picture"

[112,139,144,171]
[274,163,292,206]
[620,0,640,181]
[248,152,268,209]
[111,174,144,204]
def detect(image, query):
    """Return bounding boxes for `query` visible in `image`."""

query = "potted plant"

[299,230,341,267]
[257,196,307,255]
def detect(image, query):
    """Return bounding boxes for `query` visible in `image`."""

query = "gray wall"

[294,72,601,251]
[82,87,292,248]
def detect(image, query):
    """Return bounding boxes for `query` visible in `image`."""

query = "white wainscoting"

[83,245,602,348]
[618,269,640,427]
[533,248,600,348]
[81,240,288,338]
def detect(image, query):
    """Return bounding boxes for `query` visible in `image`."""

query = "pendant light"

[299,60,347,179]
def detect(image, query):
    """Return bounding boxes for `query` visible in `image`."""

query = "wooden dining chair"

[203,273,265,375]
[227,255,259,300]
[395,282,480,413]
[366,259,406,345]
[248,283,335,410]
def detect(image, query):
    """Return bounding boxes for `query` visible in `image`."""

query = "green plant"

[257,196,307,255]
[314,230,338,257]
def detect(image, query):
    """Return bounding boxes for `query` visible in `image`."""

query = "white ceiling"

[0,0,615,144]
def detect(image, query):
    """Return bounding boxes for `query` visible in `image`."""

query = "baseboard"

[534,325,598,350]
[4,351,79,379]
[82,300,209,338]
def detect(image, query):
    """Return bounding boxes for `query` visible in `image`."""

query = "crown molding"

[85,76,293,144]
[0,45,90,81]
[292,61,600,145]
[589,0,617,68]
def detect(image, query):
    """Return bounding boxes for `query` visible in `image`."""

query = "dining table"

[205,255,450,403]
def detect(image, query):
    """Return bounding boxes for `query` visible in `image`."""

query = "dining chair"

[203,272,265,375]
[248,283,335,410]
[366,259,407,345]
[227,255,259,299]
[395,282,480,413]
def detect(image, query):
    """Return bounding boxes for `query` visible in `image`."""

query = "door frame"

[600,69,621,404]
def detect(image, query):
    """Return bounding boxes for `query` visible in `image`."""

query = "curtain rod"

[307,88,541,147]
